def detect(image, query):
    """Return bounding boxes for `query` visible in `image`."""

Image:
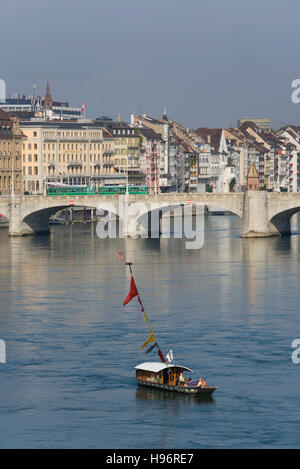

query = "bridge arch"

[267,193,300,236]
[135,194,243,216]
[22,205,121,235]
[11,196,121,235]
[127,198,242,238]
[269,207,300,236]
[128,201,186,237]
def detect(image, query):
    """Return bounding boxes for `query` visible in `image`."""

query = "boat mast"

[123,260,167,363]
[126,261,133,275]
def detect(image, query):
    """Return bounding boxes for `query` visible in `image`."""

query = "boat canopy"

[135,362,193,373]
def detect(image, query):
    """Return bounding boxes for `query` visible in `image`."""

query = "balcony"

[55,136,94,142]
[68,161,83,167]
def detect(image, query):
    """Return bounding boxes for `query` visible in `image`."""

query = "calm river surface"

[0,215,300,448]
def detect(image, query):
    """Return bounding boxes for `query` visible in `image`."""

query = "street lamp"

[122,153,129,195]
[10,152,15,198]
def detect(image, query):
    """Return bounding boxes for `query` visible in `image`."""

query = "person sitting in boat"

[178,372,185,385]
[196,377,207,388]
[196,378,203,387]
[188,377,194,387]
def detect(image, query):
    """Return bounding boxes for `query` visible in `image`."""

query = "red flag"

[123,275,138,305]
[158,348,166,363]
[81,100,86,112]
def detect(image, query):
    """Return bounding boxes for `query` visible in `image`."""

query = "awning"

[135,362,193,373]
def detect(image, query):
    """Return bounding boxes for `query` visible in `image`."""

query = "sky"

[1,0,300,129]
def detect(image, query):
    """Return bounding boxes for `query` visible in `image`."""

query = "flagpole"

[126,261,133,275]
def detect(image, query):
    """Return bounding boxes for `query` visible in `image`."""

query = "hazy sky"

[1,0,300,128]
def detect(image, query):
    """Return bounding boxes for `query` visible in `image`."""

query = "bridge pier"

[241,191,280,238]
[8,197,34,236]
[120,200,150,238]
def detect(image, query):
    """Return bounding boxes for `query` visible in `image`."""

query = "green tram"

[98,185,148,195]
[46,184,148,196]
[47,185,96,196]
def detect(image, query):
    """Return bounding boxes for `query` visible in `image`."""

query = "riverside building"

[101,120,145,186]
[0,109,23,195]
[20,120,108,194]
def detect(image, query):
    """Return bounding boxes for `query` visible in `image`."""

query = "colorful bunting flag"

[166,349,174,363]
[140,329,156,351]
[158,348,166,363]
[121,262,169,363]
[145,342,158,354]
[137,295,145,313]
[123,276,138,305]
[143,311,151,328]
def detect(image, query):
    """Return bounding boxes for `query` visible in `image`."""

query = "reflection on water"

[136,385,216,406]
[0,214,300,448]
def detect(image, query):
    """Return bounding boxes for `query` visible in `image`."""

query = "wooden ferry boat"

[119,256,218,397]
[135,362,217,395]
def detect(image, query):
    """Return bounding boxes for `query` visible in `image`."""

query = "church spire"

[44,80,53,110]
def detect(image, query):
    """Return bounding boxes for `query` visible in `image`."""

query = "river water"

[0,214,300,448]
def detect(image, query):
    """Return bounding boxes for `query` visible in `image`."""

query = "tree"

[229,177,236,192]
[205,182,213,193]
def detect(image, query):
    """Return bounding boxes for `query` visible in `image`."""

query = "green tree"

[205,182,213,193]
[229,177,236,192]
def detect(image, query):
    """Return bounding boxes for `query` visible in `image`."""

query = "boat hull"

[136,380,217,395]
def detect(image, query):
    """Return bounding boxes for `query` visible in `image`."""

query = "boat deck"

[137,379,217,395]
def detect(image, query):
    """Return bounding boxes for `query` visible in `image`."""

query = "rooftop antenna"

[32,82,37,108]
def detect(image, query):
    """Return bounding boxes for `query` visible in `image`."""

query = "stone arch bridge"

[0,191,300,238]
